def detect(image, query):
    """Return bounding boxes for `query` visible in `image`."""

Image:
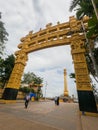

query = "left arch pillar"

[2,50,28,100]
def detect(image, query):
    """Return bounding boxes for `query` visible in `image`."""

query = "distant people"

[54,96,59,106]
[57,96,59,106]
[24,94,30,109]
[54,96,57,105]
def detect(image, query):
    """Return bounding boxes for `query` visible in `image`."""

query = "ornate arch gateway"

[2,16,98,115]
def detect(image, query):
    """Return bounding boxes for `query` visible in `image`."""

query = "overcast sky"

[0,0,78,98]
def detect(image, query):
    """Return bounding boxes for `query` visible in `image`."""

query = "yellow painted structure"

[5,16,90,91]
[64,69,69,97]
[2,16,98,115]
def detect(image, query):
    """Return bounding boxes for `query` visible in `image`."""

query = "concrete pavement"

[81,115,98,130]
[0,101,98,130]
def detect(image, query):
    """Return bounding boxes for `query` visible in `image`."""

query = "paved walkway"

[0,101,98,130]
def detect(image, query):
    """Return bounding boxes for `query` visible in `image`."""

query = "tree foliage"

[0,12,8,56]
[87,14,98,38]
[69,0,98,79]
[69,0,82,12]
[0,54,15,88]
[93,47,98,65]
[19,87,31,94]
[69,73,76,82]
[21,72,43,85]
[69,0,98,38]
[76,1,93,19]
[21,72,43,100]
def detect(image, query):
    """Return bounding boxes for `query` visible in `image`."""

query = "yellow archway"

[2,16,98,115]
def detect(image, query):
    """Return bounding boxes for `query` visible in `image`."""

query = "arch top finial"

[46,23,52,28]
[20,37,26,42]
[57,21,60,24]
[29,30,33,34]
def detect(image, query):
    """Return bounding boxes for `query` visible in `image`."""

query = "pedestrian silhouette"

[54,96,57,105]
[24,94,30,108]
[57,96,59,106]
[54,96,59,106]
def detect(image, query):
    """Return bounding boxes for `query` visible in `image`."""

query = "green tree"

[22,72,43,85]
[19,87,31,94]
[76,1,93,19]
[69,0,94,16]
[35,86,43,101]
[0,57,4,88]
[69,0,98,78]
[69,0,98,37]
[21,72,43,100]
[87,14,98,38]
[0,54,15,88]
[69,73,76,82]
[0,12,8,56]
[69,0,82,12]
[93,47,98,65]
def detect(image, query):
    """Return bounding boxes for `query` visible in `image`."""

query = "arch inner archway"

[2,16,98,114]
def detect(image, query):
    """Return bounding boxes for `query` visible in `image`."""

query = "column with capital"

[64,69,69,97]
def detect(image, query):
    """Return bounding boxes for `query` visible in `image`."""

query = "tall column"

[64,69,69,97]
[2,50,28,100]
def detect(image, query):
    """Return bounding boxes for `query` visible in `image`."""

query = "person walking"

[24,94,30,109]
[54,96,57,105]
[57,96,59,106]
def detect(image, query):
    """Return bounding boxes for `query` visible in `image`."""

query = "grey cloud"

[31,0,45,29]
[32,0,42,13]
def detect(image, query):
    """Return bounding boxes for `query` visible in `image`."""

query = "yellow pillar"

[70,16,97,115]
[2,49,28,100]
[64,69,69,97]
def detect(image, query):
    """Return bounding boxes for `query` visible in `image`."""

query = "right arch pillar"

[71,33,97,114]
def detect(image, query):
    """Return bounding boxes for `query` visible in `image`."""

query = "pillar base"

[78,90,98,113]
[0,99,16,104]
[79,111,98,117]
[2,88,18,100]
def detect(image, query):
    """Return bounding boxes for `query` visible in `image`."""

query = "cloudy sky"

[0,0,78,98]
